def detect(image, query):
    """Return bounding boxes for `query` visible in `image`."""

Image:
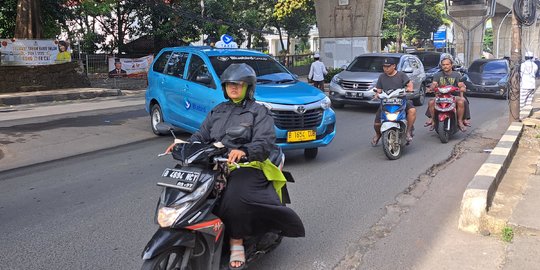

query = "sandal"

[424,120,433,127]
[458,123,467,132]
[229,245,246,270]
[464,119,472,127]
[371,135,381,147]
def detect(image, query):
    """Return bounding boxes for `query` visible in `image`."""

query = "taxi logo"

[295,105,306,114]
[184,98,191,109]
[222,34,233,44]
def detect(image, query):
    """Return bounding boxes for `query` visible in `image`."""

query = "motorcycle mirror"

[156,123,177,139]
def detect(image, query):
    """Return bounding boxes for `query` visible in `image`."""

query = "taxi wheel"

[151,104,165,136]
[304,148,318,160]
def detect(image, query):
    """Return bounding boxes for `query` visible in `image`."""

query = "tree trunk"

[276,25,285,55]
[15,0,43,38]
[116,2,124,54]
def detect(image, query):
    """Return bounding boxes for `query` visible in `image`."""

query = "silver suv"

[329,53,426,108]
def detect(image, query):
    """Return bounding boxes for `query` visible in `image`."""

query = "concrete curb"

[458,99,536,234]
[0,88,122,106]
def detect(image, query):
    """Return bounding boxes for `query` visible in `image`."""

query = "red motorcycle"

[433,86,460,143]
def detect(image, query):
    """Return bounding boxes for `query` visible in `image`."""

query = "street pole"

[496,10,512,58]
[509,9,521,123]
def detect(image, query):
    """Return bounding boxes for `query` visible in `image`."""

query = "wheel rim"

[419,87,425,104]
[387,130,401,156]
[155,249,184,270]
[152,108,161,130]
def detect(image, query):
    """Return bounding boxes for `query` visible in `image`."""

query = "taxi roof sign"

[215,34,238,49]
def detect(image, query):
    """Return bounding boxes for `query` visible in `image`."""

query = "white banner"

[108,55,154,78]
[0,39,71,66]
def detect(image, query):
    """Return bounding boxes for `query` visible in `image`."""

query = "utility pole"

[509,7,521,123]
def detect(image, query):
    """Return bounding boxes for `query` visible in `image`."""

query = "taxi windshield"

[210,56,295,83]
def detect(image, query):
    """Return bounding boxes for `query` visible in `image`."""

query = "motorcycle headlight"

[320,96,331,109]
[331,75,342,84]
[255,101,273,110]
[385,112,399,121]
[157,179,213,227]
[157,203,193,227]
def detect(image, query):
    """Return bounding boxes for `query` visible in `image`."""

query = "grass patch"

[501,226,514,242]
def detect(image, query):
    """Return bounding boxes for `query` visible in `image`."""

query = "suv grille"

[270,109,323,129]
[341,80,372,91]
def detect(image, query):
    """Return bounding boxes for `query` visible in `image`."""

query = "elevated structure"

[313,0,384,68]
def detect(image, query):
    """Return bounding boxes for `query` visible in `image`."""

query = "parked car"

[328,53,426,108]
[145,46,336,159]
[462,58,510,99]
[410,51,464,87]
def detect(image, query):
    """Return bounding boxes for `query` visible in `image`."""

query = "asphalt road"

[0,97,509,269]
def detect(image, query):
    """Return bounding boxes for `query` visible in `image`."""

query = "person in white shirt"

[520,51,538,109]
[308,53,328,91]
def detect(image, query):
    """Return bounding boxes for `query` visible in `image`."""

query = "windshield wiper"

[275,79,295,84]
[256,78,273,84]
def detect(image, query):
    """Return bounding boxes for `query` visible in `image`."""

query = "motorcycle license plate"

[346,91,363,99]
[436,97,453,103]
[161,168,201,192]
[382,98,402,105]
[287,129,316,143]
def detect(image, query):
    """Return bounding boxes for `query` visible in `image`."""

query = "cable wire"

[513,0,538,26]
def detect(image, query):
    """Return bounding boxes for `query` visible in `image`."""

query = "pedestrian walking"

[520,51,538,109]
[308,53,327,91]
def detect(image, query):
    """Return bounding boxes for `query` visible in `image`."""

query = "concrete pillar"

[453,18,486,66]
[492,12,512,59]
[314,0,384,68]
[522,22,539,58]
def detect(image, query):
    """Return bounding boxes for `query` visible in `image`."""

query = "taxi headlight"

[385,112,399,121]
[320,96,331,109]
[255,101,273,110]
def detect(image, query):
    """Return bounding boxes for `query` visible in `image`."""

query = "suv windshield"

[210,56,294,83]
[413,53,441,70]
[347,56,398,72]
[469,60,508,74]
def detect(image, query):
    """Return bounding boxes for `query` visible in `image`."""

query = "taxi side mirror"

[196,75,212,85]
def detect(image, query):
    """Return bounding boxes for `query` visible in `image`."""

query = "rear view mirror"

[196,75,212,85]
[341,64,348,70]
[402,67,414,73]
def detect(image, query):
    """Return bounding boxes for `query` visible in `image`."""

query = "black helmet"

[220,63,257,100]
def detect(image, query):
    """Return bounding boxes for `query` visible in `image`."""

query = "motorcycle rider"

[372,57,416,146]
[186,63,305,269]
[425,57,469,132]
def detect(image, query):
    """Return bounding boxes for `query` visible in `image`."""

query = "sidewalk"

[0,87,144,107]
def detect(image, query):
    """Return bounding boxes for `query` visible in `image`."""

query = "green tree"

[1,0,67,39]
[382,0,445,51]
[272,0,315,54]
[483,27,493,54]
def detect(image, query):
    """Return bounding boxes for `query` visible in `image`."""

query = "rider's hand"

[373,92,380,100]
[228,149,247,164]
[165,142,176,154]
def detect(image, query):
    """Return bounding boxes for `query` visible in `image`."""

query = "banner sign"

[108,55,154,78]
[0,39,71,66]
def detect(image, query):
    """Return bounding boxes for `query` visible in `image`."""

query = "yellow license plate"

[287,130,316,143]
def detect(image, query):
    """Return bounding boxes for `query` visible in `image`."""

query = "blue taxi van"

[145,46,336,159]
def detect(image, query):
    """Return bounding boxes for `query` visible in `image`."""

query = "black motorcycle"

[141,123,294,270]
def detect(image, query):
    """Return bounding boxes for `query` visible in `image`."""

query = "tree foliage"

[382,0,445,50]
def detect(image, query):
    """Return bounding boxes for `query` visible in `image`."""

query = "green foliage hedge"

[325,67,343,83]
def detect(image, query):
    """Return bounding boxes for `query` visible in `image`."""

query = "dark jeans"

[312,80,325,91]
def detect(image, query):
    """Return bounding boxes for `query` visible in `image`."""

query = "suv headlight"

[331,75,342,84]
[320,96,331,109]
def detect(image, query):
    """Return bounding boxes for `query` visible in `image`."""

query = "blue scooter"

[376,88,408,160]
